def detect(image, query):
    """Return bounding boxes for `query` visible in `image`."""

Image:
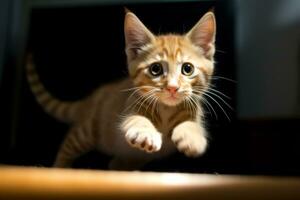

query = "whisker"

[121,85,155,92]
[192,97,199,116]
[183,98,187,113]
[189,96,201,110]
[123,86,156,103]
[149,96,156,118]
[202,93,231,121]
[184,98,192,116]
[192,93,218,120]
[136,90,157,113]
[202,97,217,119]
[124,86,155,103]
[187,97,196,116]
[125,95,144,112]
[125,89,155,112]
[210,75,237,83]
[203,90,233,111]
[192,94,213,119]
[207,87,231,99]
[127,88,143,101]
[151,97,159,120]
[145,94,157,113]
[154,97,159,117]
[216,49,226,54]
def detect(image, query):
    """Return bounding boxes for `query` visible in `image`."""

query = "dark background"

[0,0,299,176]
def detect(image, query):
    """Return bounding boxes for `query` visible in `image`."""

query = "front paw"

[125,128,162,153]
[171,123,207,157]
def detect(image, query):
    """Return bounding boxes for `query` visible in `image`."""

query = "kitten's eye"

[149,62,163,76]
[181,63,194,76]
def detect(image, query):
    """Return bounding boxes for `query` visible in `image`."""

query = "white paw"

[125,128,162,153]
[172,125,207,157]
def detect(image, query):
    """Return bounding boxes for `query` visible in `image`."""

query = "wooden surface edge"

[0,165,300,200]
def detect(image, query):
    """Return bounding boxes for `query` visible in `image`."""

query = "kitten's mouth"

[160,93,183,106]
[168,93,178,99]
[167,95,178,100]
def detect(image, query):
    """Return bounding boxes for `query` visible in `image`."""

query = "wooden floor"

[0,166,300,200]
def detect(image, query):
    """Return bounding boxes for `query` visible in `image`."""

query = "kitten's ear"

[124,11,155,60]
[186,12,216,60]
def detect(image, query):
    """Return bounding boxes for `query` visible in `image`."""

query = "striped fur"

[26,55,81,123]
[26,11,216,170]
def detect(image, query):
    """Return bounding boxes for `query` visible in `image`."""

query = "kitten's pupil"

[182,63,194,76]
[150,63,163,76]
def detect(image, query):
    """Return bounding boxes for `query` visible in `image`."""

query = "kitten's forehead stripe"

[175,48,182,61]
[162,47,169,57]
[157,35,184,62]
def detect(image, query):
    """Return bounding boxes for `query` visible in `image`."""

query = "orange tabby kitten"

[26,10,216,170]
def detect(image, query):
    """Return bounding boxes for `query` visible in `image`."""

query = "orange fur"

[26,11,216,170]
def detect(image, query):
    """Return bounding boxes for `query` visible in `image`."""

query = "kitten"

[26,10,216,170]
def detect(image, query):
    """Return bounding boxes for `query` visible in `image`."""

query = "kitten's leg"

[121,115,162,153]
[54,124,95,168]
[108,157,150,170]
[171,121,207,157]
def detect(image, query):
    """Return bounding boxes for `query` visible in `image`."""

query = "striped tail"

[26,54,81,124]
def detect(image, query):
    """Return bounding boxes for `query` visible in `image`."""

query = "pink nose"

[166,86,179,94]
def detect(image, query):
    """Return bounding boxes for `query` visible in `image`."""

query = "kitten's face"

[124,11,216,107]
